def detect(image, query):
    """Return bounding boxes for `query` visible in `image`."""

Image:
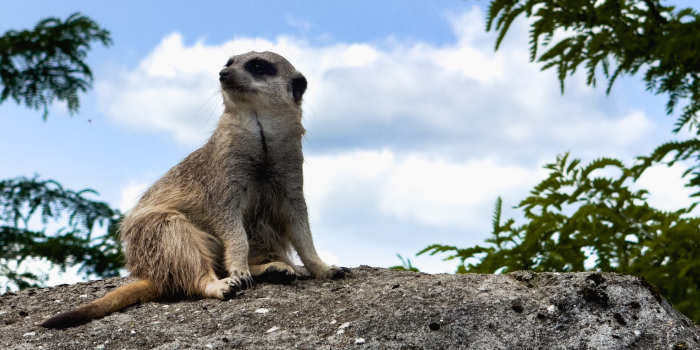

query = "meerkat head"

[219,51,307,112]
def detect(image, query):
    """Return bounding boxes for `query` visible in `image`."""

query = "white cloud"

[96,7,658,164]
[636,163,697,212]
[304,150,542,230]
[378,156,542,229]
[119,181,149,212]
[303,150,395,220]
[300,149,544,272]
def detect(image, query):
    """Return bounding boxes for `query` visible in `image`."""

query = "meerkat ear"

[290,75,307,104]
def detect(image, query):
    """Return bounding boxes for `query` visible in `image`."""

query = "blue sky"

[1,1,697,285]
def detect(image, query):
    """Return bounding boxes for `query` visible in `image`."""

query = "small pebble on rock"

[254,308,270,314]
[266,326,280,334]
[337,322,351,334]
[355,338,366,344]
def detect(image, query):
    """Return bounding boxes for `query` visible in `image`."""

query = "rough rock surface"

[0,267,698,349]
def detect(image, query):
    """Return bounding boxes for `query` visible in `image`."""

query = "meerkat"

[41,51,347,329]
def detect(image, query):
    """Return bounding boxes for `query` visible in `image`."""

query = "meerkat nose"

[219,69,231,81]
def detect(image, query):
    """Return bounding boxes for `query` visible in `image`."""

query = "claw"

[330,266,351,280]
[243,275,254,289]
[221,278,243,300]
[227,269,254,291]
[222,287,238,300]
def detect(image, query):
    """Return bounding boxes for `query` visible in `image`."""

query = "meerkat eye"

[225,58,233,67]
[244,58,277,77]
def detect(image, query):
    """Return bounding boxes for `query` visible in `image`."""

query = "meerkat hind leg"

[124,210,251,300]
[148,211,250,300]
[250,261,297,284]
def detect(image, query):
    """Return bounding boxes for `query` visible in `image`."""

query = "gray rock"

[0,267,697,349]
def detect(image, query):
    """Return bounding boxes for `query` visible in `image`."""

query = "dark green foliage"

[486,0,700,210]
[421,154,700,322]
[0,177,124,290]
[0,12,112,119]
[0,14,121,292]
[487,0,699,134]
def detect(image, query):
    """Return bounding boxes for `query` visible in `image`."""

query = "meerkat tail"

[40,279,157,329]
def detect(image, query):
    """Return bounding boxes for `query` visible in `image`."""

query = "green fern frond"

[492,196,503,237]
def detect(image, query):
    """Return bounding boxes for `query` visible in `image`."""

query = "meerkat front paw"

[325,266,351,279]
[204,276,249,300]
[221,277,244,300]
[306,264,351,280]
[203,268,253,300]
[330,266,351,279]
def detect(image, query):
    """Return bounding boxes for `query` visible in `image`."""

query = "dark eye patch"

[290,76,307,103]
[244,58,277,77]
[225,58,233,67]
